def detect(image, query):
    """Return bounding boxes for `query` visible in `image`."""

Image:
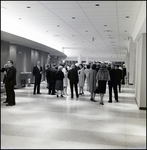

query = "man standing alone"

[33,61,43,95]
[5,60,17,106]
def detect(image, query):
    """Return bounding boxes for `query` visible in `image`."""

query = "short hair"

[117,65,119,68]
[8,60,13,64]
[58,65,63,71]
[92,64,96,70]
[87,64,90,69]
[79,64,83,68]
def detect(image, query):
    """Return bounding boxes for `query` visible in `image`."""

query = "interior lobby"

[1,1,146,149]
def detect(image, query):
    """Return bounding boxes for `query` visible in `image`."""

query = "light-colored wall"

[135,33,146,109]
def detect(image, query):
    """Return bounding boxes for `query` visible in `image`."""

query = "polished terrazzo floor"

[1,81,146,149]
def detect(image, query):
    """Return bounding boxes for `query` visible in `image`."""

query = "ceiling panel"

[1,1,143,61]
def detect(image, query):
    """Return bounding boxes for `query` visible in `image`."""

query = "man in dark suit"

[68,64,79,99]
[5,60,17,106]
[122,64,127,85]
[116,65,123,93]
[108,64,118,103]
[47,64,57,95]
[33,61,43,95]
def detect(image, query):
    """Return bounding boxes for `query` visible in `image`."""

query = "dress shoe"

[3,101,8,103]
[6,104,13,106]
[37,93,41,94]
[92,99,97,102]
[100,102,104,105]
[115,100,119,102]
[61,95,64,97]
[90,98,93,101]
[108,101,112,103]
[57,95,59,97]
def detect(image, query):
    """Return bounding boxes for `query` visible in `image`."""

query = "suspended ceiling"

[1,1,144,61]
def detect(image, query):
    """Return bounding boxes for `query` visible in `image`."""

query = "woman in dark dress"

[96,63,110,105]
[55,66,64,97]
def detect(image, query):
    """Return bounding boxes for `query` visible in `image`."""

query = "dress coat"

[89,69,97,93]
[78,68,85,87]
[84,68,91,90]
[62,68,68,87]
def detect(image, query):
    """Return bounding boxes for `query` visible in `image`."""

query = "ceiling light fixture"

[95,4,100,6]
[72,17,75,19]
[19,18,22,20]
[126,16,129,18]
[27,6,31,8]
[57,25,60,27]
[104,25,107,27]
[86,30,88,32]
[124,30,127,32]
[104,30,113,32]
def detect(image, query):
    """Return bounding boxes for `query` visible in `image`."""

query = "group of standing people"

[32,61,127,105]
[1,60,126,107]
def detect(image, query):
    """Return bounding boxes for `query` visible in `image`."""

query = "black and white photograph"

[1,1,146,149]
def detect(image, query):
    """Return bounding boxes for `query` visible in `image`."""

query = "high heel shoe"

[100,102,104,105]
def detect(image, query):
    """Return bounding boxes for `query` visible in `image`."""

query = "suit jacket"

[33,66,42,79]
[47,67,57,82]
[68,68,79,84]
[116,68,122,82]
[108,68,118,85]
[5,66,16,86]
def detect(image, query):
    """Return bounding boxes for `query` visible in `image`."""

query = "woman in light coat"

[78,64,85,95]
[89,64,97,102]
[62,65,69,95]
[84,64,91,91]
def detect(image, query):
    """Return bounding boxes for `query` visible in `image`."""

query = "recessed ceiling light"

[19,18,22,20]
[86,30,88,32]
[104,25,107,27]
[126,16,129,18]
[95,4,100,6]
[72,17,75,19]
[46,31,48,32]
[72,35,74,36]
[57,25,60,27]
[124,30,127,32]
[27,6,31,8]
[104,30,113,32]
[53,35,60,37]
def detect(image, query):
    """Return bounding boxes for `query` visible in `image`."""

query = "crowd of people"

[33,61,127,105]
[1,60,127,106]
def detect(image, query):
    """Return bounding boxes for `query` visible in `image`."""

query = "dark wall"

[1,40,60,88]
[1,40,10,82]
